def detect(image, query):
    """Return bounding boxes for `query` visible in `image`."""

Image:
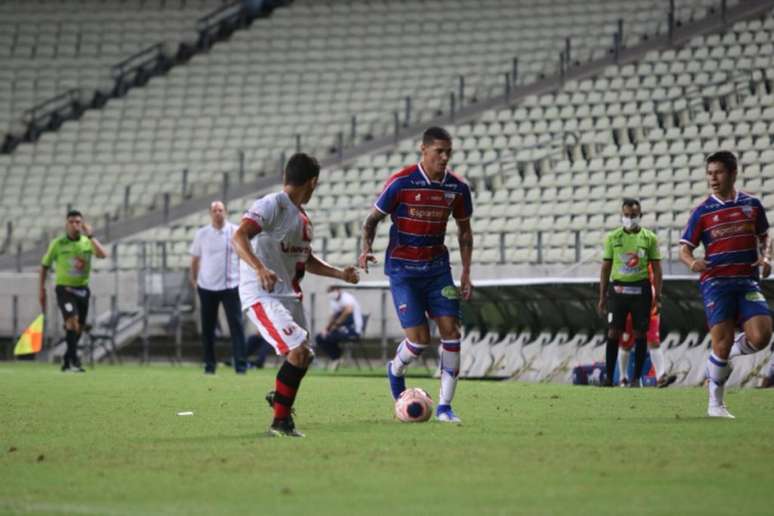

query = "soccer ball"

[394,387,433,422]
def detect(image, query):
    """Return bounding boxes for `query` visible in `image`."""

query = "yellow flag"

[14,314,44,355]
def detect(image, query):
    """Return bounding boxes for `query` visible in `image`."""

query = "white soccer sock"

[618,348,630,381]
[707,352,731,407]
[768,353,774,378]
[728,333,759,360]
[391,339,427,376]
[438,339,460,406]
[649,347,665,379]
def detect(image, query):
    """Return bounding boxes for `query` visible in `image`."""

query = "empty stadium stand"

[0,0,749,263]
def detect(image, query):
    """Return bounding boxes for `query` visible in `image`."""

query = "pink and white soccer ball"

[394,387,433,422]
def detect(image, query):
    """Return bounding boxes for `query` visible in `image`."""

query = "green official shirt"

[41,234,94,287]
[602,227,661,282]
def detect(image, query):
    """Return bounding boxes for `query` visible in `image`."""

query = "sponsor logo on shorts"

[64,303,73,312]
[398,304,408,314]
[745,291,766,303]
[441,286,459,300]
[282,326,295,336]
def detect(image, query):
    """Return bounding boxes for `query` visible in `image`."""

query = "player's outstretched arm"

[306,253,359,284]
[456,218,474,300]
[359,208,386,272]
[232,220,279,292]
[679,243,706,273]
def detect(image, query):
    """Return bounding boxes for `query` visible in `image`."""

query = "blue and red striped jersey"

[680,191,769,283]
[374,163,473,277]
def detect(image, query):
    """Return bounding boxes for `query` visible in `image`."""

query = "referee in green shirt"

[39,210,108,372]
[598,198,662,387]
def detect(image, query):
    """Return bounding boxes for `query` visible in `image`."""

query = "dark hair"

[706,151,737,174]
[284,152,320,186]
[422,126,452,146]
[66,210,83,219]
[622,198,641,210]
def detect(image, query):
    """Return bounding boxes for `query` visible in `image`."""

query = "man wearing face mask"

[598,198,663,387]
[315,285,364,369]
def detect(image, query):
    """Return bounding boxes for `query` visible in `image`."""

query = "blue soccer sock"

[707,352,731,407]
[438,339,460,406]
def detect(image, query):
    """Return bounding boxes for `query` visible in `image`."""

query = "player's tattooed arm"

[456,218,474,300]
[359,208,386,272]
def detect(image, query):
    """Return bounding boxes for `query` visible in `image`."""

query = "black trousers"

[197,287,246,373]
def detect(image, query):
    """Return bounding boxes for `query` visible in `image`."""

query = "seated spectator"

[315,286,363,369]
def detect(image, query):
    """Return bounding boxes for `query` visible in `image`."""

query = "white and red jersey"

[238,191,313,311]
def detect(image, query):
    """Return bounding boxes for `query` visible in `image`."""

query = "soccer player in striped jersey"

[232,153,359,437]
[679,151,772,418]
[359,126,474,423]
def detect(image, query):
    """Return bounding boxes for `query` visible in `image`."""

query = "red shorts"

[619,311,660,349]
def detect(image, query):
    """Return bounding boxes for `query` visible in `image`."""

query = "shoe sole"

[266,428,305,438]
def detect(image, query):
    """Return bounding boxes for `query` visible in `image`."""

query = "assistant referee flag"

[14,314,44,355]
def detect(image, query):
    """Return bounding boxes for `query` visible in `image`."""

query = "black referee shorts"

[607,280,652,334]
[55,285,90,326]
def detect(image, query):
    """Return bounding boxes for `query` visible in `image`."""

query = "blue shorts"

[700,278,770,328]
[389,270,460,328]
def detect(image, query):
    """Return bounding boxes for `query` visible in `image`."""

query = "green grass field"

[1,363,772,516]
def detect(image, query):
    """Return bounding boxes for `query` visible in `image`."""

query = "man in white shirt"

[190,201,246,374]
[315,285,363,366]
[232,153,359,437]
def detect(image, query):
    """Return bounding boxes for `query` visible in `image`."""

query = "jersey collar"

[711,190,739,205]
[417,162,448,185]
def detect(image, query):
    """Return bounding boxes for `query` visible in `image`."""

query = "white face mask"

[622,216,640,230]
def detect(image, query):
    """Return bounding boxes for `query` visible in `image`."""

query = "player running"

[679,151,772,418]
[617,263,677,388]
[359,126,473,423]
[232,153,359,437]
[598,198,663,387]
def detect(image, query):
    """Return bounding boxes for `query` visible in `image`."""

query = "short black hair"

[422,126,452,146]
[66,210,82,219]
[706,151,737,174]
[622,198,641,210]
[284,152,320,186]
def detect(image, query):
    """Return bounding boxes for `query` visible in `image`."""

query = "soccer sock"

[617,348,631,382]
[605,336,618,385]
[391,339,427,376]
[273,360,307,421]
[65,330,79,366]
[649,346,665,379]
[438,339,461,406]
[768,353,774,378]
[632,337,647,384]
[707,352,731,407]
[728,333,759,360]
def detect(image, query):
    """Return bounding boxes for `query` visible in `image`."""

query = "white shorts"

[245,297,308,355]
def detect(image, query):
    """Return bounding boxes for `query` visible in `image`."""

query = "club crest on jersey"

[415,193,422,201]
[444,192,456,205]
[742,205,753,218]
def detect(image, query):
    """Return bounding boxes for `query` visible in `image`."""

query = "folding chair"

[341,314,372,370]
